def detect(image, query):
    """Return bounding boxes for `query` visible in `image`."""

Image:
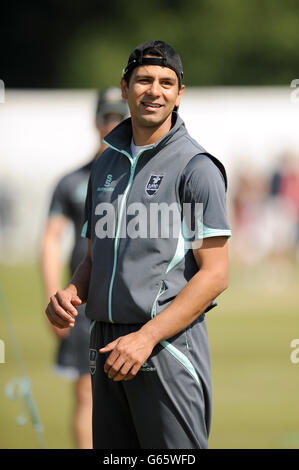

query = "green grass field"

[0,262,298,449]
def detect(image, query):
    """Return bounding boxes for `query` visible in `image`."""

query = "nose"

[147,79,161,97]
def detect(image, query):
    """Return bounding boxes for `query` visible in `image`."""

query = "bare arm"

[41,215,69,299]
[141,236,229,343]
[40,215,69,337]
[100,236,229,381]
[65,241,92,304]
[45,240,92,330]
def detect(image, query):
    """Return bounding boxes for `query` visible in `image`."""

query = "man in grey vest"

[45,40,231,449]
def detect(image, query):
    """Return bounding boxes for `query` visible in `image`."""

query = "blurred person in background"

[231,153,299,286]
[40,88,128,448]
[269,151,299,260]
[0,179,17,251]
[231,167,270,266]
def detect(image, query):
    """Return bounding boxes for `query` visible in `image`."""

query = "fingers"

[52,294,76,322]
[45,294,76,329]
[71,295,82,307]
[99,337,122,354]
[56,291,78,317]
[104,355,137,381]
[123,364,140,381]
[106,356,127,380]
[46,304,74,329]
[103,348,141,381]
[103,348,120,374]
[99,333,152,382]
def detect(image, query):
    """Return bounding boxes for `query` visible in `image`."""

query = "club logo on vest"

[145,174,164,196]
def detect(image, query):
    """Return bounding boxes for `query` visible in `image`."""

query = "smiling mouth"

[141,101,163,109]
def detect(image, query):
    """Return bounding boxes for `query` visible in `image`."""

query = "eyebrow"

[135,74,177,83]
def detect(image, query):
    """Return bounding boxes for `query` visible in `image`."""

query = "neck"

[131,114,172,146]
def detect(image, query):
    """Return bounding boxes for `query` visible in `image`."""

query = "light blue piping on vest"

[166,219,189,274]
[198,221,232,239]
[81,221,88,238]
[150,278,199,384]
[160,340,200,384]
[89,319,96,334]
[150,280,166,319]
[202,226,231,238]
[160,223,230,383]
[165,217,232,274]
[103,138,153,323]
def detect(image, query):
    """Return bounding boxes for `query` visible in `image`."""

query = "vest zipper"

[103,144,153,323]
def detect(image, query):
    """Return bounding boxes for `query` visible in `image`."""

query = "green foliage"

[2,0,299,87]
[55,0,299,87]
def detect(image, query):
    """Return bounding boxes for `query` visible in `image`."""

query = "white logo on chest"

[146,174,164,196]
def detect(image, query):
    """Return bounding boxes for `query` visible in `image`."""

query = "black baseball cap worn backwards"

[123,40,184,88]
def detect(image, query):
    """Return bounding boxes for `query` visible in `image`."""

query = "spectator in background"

[0,180,16,238]
[231,151,299,271]
[231,168,270,266]
[270,151,299,255]
[40,88,128,448]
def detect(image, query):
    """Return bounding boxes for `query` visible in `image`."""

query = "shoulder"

[182,153,227,188]
[179,153,228,205]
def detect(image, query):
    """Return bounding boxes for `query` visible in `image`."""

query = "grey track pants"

[89,317,212,449]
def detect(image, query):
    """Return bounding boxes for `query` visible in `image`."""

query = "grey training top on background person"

[49,87,129,274]
[49,161,93,275]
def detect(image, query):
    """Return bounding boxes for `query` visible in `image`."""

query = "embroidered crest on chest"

[145,174,164,196]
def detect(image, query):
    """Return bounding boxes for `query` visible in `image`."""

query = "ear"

[120,78,128,99]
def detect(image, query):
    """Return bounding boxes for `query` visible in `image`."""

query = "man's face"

[121,63,185,129]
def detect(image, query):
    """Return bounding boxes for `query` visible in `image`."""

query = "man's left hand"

[99,331,155,381]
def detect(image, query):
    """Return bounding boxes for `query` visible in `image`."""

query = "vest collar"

[103,112,187,156]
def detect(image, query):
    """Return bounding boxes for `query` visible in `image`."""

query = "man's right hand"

[45,287,82,330]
